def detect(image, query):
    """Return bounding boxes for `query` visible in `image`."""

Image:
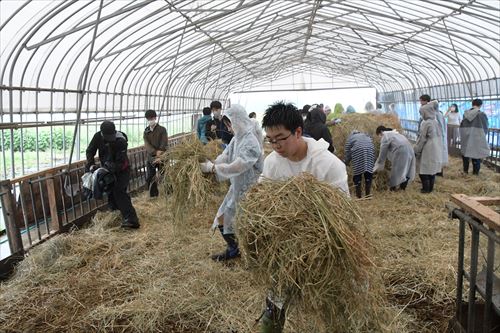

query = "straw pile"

[331,113,401,192]
[237,173,392,332]
[159,135,223,222]
[1,156,498,333]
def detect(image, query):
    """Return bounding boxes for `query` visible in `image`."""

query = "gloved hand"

[89,165,99,172]
[200,160,215,173]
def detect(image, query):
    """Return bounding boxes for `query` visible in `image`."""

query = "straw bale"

[237,173,392,332]
[331,113,401,161]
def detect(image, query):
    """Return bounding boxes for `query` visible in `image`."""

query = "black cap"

[100,121,116,141]
[145,109,157,119]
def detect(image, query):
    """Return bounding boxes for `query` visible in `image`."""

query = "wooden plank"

[0,181,24,254]
[451,194,500,232]
[468,197,500,206]
[45,172,62,232]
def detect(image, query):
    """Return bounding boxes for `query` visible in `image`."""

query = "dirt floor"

[0,156,498,333]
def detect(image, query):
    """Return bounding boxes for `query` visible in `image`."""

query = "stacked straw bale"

[237,173,391,332]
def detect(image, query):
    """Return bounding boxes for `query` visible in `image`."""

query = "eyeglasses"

[265,132,293,146]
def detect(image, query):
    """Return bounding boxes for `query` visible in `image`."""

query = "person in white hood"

[261,102,349,193]
[257,101,348,333]
[459,98,489,175]
[199,104,263,262]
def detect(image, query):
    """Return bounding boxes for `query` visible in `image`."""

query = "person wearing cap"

[144,109,168,197]
[85,121,140,229]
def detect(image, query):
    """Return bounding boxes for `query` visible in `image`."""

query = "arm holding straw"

[213,143,260,181]
[373,135,389,172]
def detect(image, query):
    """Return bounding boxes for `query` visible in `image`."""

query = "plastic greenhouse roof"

[1,0,499,97]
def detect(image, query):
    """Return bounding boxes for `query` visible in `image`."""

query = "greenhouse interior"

[0,1,499,332]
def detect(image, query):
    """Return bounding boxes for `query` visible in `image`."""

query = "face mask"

[302,115,307,121]
[213,110,221,118]
[148,120,156,127]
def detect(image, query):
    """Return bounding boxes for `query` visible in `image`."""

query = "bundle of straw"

[237,173,391,332]
[159,135,217,222]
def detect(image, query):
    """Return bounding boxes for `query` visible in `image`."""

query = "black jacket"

[304,110,335,153]
[208,117,233,144]
[85,131,129,173]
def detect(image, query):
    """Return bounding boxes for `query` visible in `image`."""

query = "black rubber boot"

[355,183,362,198]
[121,215,140,229]
[420,175,431,194]
[462,156,469,174]
[211,225,240,261]
[149,181,159,197]
[429,175,435,193]
[365,179,372,197]
[260,297,286,333]
[399,180,408,191]
[472,159,481,175]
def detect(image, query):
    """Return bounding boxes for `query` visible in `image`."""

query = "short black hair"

[145,109,157,119]
[376,125,393,135]
[262,101,303,133]
[249,112,256,118]
[419,94,431,102]
[472,98,483,107]
[202,107,211,115]
[210,101,222,109]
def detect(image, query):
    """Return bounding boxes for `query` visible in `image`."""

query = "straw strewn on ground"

[0,156,498,332]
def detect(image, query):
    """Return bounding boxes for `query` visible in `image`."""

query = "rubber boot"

[260,297,286,333]
[149,180,159,197]
[399,180,408,191]
[462,156,469,174]
[420,175,431,194]
[354,183,362,198]
[472,159,480,175]
[429,175,435,193]
[211,225,240,261]
[121,214,140,229]
[365,179,372,197]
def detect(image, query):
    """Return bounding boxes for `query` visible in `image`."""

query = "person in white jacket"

[257,101,349,333]
[200,104,263,261]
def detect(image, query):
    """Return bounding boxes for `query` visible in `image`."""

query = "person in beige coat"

[414,105,443,193]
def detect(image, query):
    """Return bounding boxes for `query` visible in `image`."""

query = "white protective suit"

[261,137,349,195]
[213,104,264,234]
[373,130,416,187]
[251,118,264,152]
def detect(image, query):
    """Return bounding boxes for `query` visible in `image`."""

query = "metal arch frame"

[1,0,500,179]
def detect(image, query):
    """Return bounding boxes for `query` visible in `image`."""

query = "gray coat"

[414,108,443,175]
[419,101,448,166]
[459,107,489,159]
[374,130,416,187]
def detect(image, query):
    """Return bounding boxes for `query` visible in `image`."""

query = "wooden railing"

[0,132,192,278]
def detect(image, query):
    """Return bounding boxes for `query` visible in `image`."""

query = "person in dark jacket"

[303,107,335,153]
[86,121,140,229]
[210,100,233,144]
[144,110,168,197]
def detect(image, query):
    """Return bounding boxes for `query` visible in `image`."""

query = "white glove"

[200,160,214,173]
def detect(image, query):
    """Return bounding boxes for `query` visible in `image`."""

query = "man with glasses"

[257,101,348,333]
